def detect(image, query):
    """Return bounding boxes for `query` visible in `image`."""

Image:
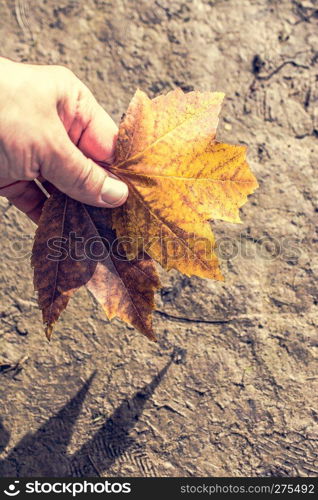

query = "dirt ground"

[0,0,317,478]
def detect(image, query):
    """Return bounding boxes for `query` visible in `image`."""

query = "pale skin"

[0,57,129,223]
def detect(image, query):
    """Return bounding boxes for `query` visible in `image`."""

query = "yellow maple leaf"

[110,89,258,279]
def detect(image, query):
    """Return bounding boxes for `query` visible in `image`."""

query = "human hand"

[0,58,128,222]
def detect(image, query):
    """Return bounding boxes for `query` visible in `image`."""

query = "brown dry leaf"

[32,88,258,340]
[110,89,258,279]
[32,191,160,340]
[84,207,160,340]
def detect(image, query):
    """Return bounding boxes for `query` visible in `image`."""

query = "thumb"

[44,131,128,207]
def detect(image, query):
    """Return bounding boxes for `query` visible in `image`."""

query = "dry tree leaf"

[110,89,258,278]
[32,88,258,340]
[32,191,94,339]
[32,191,160,340]
[84,207,160,341]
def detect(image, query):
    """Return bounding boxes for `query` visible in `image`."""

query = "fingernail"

[101,177,128,206]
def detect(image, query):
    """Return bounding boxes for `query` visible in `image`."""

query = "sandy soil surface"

[0,0,317,477]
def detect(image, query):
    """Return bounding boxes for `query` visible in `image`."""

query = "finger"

[68,88,118,162]
[44,129,128,207]
[0,180,48,223]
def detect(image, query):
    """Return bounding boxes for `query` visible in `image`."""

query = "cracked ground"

[0,0,317,477]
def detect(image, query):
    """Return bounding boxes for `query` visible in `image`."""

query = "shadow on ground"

[0,355,175,477]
